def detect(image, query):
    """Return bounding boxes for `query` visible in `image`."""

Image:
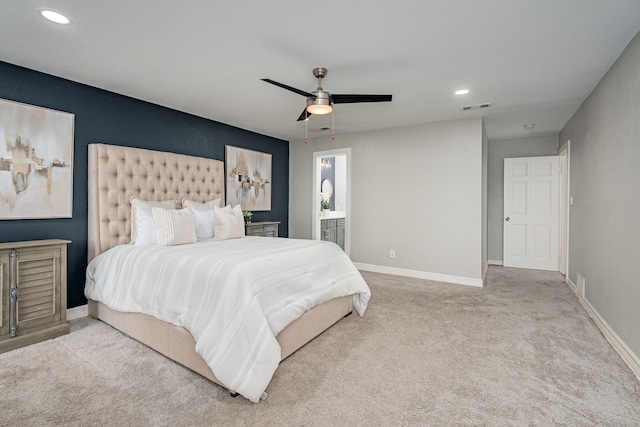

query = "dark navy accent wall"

[0,61,289,308]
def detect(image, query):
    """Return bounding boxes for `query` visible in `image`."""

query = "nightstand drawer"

[245,225,265,236]
[263,225,278,237]
[245,221,280,238]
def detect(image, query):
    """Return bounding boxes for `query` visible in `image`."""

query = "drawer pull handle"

[9,250,18,338]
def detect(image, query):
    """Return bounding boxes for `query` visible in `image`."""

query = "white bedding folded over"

[85,237,370,402]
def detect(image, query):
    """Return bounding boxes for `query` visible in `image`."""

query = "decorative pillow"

[213,204,245,241]
[152,207,197,246]
[182,199,222,240]
[181,198,221,210]
[130,197,178,246]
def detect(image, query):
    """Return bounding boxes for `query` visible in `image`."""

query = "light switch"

[570,196,574,206]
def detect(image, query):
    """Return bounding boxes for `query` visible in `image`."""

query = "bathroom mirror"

[321,178,333,198]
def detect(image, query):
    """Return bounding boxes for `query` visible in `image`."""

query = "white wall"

[334,155,346,211]
[487,135,559,262]
[290,118,485,283]
[560,31,640,360]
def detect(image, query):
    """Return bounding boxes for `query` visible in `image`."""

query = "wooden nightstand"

[0,239,71,354]
[245,221,280,237]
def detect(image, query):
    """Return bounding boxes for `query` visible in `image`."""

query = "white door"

[503,156,559,271]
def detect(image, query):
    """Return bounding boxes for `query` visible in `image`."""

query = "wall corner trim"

[567,280,640,381]
[482,262,488,282]
[354,263,483,287]
[67,304,89,320]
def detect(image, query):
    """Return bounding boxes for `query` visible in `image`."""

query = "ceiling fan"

[262,67,392,122]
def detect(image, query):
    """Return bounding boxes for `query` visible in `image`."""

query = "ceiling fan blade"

[297,108,312,122]
[332,94,392,104]
[261,79,315,97]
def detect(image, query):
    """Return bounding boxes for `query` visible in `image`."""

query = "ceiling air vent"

[460,102,492,111]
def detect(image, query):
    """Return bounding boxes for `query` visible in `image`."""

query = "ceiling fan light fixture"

[306,104,333,115]
[306,92,333,115]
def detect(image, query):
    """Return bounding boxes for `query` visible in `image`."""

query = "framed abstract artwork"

[0,98,74,219]
[225,145,271,211]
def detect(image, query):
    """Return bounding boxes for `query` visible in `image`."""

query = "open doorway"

[312,148,351,255]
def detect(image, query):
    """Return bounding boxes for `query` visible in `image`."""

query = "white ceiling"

[1,1,639,143]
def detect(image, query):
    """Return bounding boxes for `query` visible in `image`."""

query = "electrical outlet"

[389,249,395,258]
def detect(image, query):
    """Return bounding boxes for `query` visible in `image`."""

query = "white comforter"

[85,237,370,402]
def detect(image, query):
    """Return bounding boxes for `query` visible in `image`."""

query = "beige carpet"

[1,266,639,426]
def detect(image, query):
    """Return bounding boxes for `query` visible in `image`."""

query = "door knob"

[505,217,510,221]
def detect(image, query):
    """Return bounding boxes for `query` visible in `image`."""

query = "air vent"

[460,102,492,111]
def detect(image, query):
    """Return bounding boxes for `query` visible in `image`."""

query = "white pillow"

[152,207,197,246]
[182,199,222,240]
[213,204,245,241]
[188,208,215,240]
[130,197,177,246]
[182,198,221,210]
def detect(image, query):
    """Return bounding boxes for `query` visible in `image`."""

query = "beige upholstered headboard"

[87,144,225,260]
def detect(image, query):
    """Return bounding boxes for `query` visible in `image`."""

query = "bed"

[84,143,370,402]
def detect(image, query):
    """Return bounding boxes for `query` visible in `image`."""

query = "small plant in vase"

[320,193,331,217]
[242,210,253,223]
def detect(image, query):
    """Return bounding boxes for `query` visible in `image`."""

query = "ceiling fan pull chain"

[331,109,335,140]
[305,112,308,144]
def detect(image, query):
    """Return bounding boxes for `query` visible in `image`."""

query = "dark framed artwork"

[225,145,271,211]
[0,98,74,219]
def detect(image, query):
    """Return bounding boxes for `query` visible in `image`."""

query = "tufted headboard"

[87,143,225,260]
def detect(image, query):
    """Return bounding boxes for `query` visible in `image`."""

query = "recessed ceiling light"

[38,9,72,25]
[454,89,470,95]
[523,123,535,129]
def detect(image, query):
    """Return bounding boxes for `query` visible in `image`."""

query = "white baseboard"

[354,263,483,287]
[67,304,88,320]
[488,259,503,266]
[566,279,640,381]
